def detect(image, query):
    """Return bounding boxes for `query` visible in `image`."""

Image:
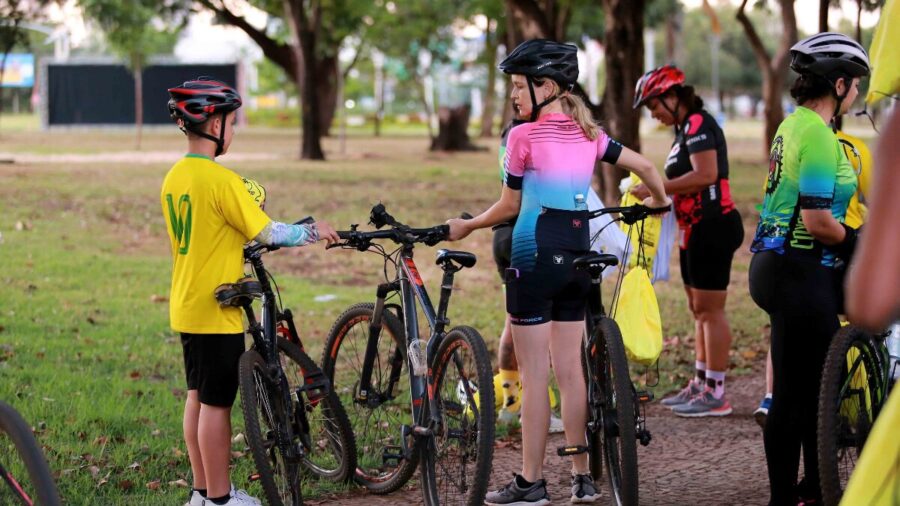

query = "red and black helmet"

[167,77,242,125]
[633,65,685,109]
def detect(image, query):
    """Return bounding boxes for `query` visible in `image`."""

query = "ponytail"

[537,79,601,140]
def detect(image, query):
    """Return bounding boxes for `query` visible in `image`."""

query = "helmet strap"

[829,76,849,133]
[183,113,227,157]
[526,77,560,122]
[662,93,683,136]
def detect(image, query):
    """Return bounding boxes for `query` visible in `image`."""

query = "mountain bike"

[0,400,61,505]
[321,204,494,506]
[817,322,900,506]
[216,219,357,506]
[556,203,669,506]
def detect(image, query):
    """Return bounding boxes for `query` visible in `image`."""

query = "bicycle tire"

[593,317,638,506]
[419,326,495,506]
[321,303,419,493]
[818,325,883,506]
[239,350,302,506]
[0,401,61,506]
[277,337,357,483]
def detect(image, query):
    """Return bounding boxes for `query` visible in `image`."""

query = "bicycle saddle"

[435,249,477,269]
[214,277,263,308]
[573,253,619,271]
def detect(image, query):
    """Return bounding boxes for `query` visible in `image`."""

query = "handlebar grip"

[460,212,473,220]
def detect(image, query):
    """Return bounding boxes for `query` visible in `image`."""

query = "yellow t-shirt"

[161,154,271,333]
[836,130,871,229]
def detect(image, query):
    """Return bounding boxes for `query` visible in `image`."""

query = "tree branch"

[735,0,773,72]
[505,0,552,39]
[196,0,296,79]
[772,0,798,74]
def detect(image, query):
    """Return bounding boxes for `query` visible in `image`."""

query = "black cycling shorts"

[679,209,744,290]
[505,248,591,326]
[492,222,514,279]
[181,332,245,407]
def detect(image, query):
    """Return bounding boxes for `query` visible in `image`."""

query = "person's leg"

[692,288,732,397]
[498,315,521,413]
[548,320,589,475]
[511,322,553,482]
[199,404,233,498]
[184,390,206,491]
[766,347,773,393]
[661,286,704,407]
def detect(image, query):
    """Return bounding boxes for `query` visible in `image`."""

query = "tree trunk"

[819,0,829,31]
[480,18,498,138]
[316,54,338,137]
[298,32,325,160]
[856,0,863,43]
[736,0,797,157]
[0,50,8,134]
[431,105,484,151]
[598,0,646,204]
[134,63,143,150]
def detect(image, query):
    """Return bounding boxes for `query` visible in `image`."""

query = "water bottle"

[887,323,900,380]
[408,339,427,376]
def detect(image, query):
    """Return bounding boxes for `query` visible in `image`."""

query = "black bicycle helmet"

[167,77,242,156]
[499,39,579,121]
[499,39,579,88]
[790,32,870,79]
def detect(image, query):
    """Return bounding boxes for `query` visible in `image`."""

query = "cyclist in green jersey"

[748,32,870,506]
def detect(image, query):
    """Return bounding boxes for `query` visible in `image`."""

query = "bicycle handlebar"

[332,204,457,250]
[244,216,316,258]
[588,203,671,225]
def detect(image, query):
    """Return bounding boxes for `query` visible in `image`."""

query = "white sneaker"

[207,486,261,506]
[184,490,204,506]
[548,414,565,434]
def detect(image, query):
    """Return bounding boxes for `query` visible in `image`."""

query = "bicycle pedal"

[381,445,405,467]
[636,390,654,403]
[556,445,589,456]
[638,430,652,446]
[298,371,331,401]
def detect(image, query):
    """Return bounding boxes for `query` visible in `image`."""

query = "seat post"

[434,268,457,334]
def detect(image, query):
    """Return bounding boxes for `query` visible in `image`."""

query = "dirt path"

[316,364,769,505]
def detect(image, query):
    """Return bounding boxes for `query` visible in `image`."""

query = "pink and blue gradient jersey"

[504,112,623,270]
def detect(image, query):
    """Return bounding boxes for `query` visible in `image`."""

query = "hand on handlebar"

[316,221,341,246]
[630,183,651,200]
[641,195,672,211]
[445,218,472,241]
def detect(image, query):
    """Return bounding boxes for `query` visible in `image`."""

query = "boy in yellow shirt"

[162,77,338,506]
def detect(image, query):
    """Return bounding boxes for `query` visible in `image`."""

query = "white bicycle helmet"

[790,32,871,79]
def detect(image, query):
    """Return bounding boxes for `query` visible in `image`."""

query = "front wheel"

[818,325,884,506]
[590,317,638,506]
[420,326,495,506]
[0,401,61,506]
[239,350,302,506]
[277,337,356,483]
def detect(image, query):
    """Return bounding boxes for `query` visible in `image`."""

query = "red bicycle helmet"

[167,77,242,125]
[633,65,685,109]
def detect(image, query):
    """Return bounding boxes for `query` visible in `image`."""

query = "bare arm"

[665,150,718,194]
[447,186,521,241]
[800,209,846,245]
[847,107,900,330]
[615,146,670,207]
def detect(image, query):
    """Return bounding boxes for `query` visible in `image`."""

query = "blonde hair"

[542,79,600,140]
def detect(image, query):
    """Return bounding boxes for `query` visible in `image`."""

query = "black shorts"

[492,221,515,279]
[505,248,591,326]
[181,332,245,407]
[679,209,744,290]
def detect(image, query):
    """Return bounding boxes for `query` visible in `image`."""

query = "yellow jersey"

[836,130,871,230]
[161,154,271,333]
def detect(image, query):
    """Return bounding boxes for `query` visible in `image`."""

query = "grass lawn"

[0,116,875,503]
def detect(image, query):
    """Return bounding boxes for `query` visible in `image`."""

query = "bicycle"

[556,203,669,506]
[817,322,900,506]
[321,204,494,506]
[0,400,61,505]
[215,218,357,506]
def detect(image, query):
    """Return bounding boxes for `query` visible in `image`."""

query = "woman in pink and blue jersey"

[447,39,670,505]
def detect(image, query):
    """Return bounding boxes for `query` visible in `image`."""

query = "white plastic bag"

[587,186,629,279]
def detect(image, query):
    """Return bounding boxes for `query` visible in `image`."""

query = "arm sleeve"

[597,130,623,164]
[503,125,528,190]
[798,126,840,210]
[219,176,272,241]
[255,221,320,247]
[683,113,717,154]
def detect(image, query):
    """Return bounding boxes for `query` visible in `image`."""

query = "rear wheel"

[239,350,302,506]
[420,326,495,506]
[322,303,419,493]
[818,325,884,506]
[0,401,61,506]
[592,317,638,506]
[277,337,356,483]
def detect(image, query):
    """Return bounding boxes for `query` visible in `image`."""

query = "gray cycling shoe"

[660,381,702,408]
[571,473,600,503]
[484,474,551,506]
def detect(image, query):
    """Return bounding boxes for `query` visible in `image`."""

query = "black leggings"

[749,251,842,505]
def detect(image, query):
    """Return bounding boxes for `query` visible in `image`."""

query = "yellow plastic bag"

[620,177,663,273]
[614,267,663,365]
[840,386,900,505]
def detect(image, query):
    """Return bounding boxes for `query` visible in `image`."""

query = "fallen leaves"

[149,294,168,303]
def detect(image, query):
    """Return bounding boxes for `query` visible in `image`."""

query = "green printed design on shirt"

[166,193,192,255]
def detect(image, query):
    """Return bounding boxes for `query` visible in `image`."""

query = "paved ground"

[315,364,770,505]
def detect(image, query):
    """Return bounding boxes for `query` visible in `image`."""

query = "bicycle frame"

[357,243,464,451]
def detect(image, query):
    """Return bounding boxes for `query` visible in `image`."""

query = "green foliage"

[78,0,187,70]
